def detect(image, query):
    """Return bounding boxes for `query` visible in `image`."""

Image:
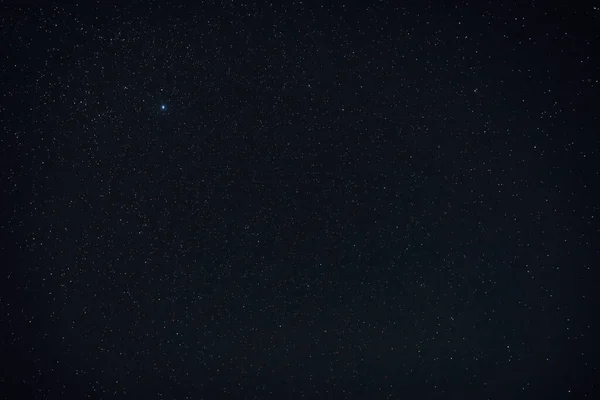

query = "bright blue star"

[161,104,167,111]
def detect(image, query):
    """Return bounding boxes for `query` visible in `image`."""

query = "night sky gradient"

[1,1,599,399]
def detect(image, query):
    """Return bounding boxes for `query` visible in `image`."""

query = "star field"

[1,1,599,399]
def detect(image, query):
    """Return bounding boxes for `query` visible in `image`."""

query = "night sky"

[1,1,599,399]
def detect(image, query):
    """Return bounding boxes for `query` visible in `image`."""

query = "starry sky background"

[1,1,599,399]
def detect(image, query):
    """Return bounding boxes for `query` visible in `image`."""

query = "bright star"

[161,104,166,111]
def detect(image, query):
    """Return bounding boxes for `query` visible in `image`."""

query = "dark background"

[1,1,598,399]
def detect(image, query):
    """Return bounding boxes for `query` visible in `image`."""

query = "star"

[161,104,166,111]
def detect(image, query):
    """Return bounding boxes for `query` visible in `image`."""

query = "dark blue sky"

[1,1,598,399]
